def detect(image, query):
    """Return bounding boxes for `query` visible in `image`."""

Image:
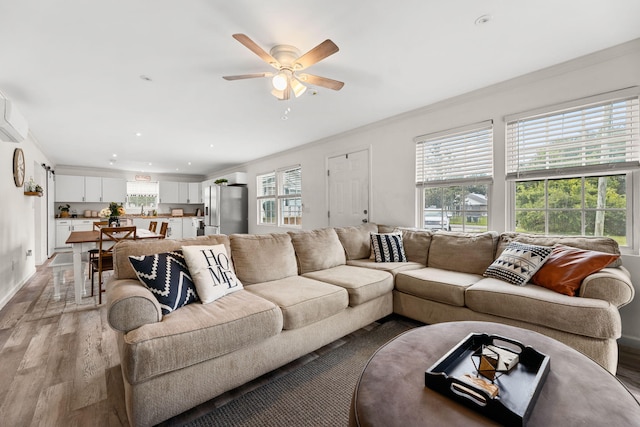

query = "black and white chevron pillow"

[129,250,200,316]
[370,232,407,263]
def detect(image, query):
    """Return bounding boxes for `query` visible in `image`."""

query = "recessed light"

[188,162,192,166]
[148,162,152,166]
[475,14,492,25]
[209,144,214,148]
[112,153,117,157]
[135,132,142,137]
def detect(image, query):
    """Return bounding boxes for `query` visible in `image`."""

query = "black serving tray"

[425,333,550,426]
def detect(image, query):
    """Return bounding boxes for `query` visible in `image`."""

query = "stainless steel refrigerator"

[203,185,248,235]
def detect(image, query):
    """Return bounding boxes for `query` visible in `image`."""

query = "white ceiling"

[2,0,640,176]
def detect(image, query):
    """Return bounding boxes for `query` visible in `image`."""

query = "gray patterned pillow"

[370,232,407,263]
[484,242,552,286]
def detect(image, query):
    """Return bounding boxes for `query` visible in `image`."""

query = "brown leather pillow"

[531,244,619,296]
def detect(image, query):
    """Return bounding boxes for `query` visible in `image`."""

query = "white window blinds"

[415,121,493,185]
[505,88,640,179]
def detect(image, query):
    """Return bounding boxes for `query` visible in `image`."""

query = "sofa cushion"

[121,290,283,384]
[128,250,199,316]
[395,267,483,307]
[182,244,243,303]
[244,276,348,330]
[229,233,298,284]
[288,228,346,274]
[428,231,498,275]
[114,235,231,280]
[334,223,379,260]
[398,228,433,264]
[497,232,622,268]
[484,242,552,286]
[531,244,620,296]
[302,265,393,306]
[347,259,424,276]
[370,232,407,262]
[465,277,621,339]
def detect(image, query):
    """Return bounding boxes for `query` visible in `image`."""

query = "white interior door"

[328,149,369,227]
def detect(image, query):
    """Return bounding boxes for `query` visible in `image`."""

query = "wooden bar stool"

[149,221,158,232]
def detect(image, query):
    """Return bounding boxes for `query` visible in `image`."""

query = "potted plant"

[214,178,228,186]
[58,204,71,218]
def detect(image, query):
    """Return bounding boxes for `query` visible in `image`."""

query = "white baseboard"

[0,271,33,313]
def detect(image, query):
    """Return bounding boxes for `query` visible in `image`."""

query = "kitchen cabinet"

[178,182,189,204]
[55,220,73,248]
[159,181,180,204]
[166,218,183,240]
[55,175,126,203]
[159,181,202,204]
[182,217,203,238]
[55,175,85,202]
[84,177,102,202]
[55,218,100,248]
[101,177,126,202]
[188,182,202,204]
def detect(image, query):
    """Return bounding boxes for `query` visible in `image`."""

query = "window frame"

[415,121,493,232]
[505,88,639,252]
[256,165,302,228]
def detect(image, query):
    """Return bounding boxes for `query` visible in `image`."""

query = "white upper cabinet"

[188,182,202,204]
[178,182,189,204]
[55,175,85,202]
[159,181,203,204]
[84,176,102,202]
[159,181,180,204]
[102,177,126,202]
[55,175,127,203]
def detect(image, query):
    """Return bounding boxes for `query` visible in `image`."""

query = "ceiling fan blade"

[299,74,344,91]
[294,39,339,70]
[232,34,280,69]
[223,73,271,81]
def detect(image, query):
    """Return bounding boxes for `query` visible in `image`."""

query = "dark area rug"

[184,320,415,427]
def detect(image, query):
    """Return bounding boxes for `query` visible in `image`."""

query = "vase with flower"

[100,202,126,227]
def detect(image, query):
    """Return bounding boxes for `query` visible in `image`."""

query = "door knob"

[362,219,368,223]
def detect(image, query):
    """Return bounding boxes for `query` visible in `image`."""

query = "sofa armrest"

[106,278,161,333]
[579,267,635,308]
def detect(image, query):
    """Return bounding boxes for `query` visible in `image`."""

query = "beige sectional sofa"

[106,224,634,427]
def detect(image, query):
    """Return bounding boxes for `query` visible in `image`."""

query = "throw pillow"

[531,244,620,296]
[370,232,407,263]
[182,244,243,304]
[128,250,199,316]
[484,242,552,286]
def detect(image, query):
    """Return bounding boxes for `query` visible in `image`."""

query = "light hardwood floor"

[0,260,638,426]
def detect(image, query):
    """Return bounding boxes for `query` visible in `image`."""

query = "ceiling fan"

[223,34,344,100]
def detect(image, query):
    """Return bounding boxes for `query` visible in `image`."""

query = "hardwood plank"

[0,364,47,426]
[29,382,71,427]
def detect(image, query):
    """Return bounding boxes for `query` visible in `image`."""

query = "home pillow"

[531,244,620,296]
[128,250,199,316]
[483,242,552,286]
[370,232,407,263]
[182,244,243,304]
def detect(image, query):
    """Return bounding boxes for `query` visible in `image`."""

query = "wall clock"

[13,148,25,187]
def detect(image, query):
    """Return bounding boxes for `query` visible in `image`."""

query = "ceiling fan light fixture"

[272,71,289,91]
[291,78,307,98]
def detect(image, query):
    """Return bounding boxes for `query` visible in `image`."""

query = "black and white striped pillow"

[370,232,407,263]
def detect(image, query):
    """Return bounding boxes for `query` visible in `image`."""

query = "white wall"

[209,39,640,347]
[0,135,52,310]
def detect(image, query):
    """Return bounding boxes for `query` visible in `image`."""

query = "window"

[126,181,159,211]
[257,166,302,227]
[506,88,639,248]
[415,121,493,232]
